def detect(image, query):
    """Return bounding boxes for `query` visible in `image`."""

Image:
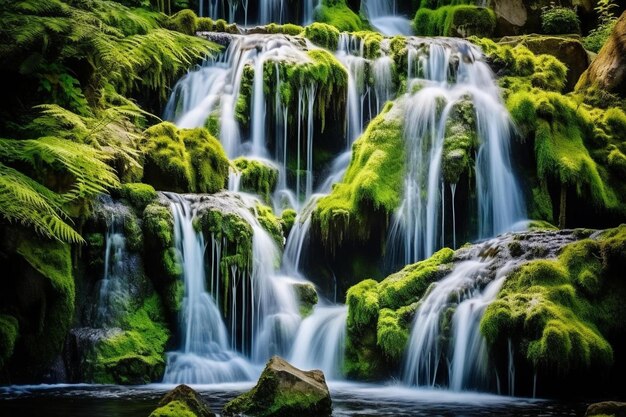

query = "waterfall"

[361,0,412,35]
[387,40,526,268]
[289,305,347,380]
[163,193,253,384]
[198,0,319,26]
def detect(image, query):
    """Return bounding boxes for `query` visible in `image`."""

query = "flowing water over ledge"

[0,382,585,417]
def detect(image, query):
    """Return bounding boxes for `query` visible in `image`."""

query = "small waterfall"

[362,0,412,35]
[163,193,253,384]
[289,305,347,380]
[198,0,319,26]
[387,40,526,268]
[95,216,129,326]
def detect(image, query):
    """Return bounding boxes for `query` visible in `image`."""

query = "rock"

[150,384,216,417]
[223,356,332,417]
[492,0,594,36]
[499,35,590,91]
[585,401,626,417]
[576,11,626,96]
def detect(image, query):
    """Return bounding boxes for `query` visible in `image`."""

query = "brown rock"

[223,356,332,417]
[499,35,590,91]
[576,11,626,96]
[585,401,626,417]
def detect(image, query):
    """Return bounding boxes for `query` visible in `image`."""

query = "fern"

[0,163,83,243]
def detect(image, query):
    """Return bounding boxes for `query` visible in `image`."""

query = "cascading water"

[198,0,319,27]
[387,40,526,268]
[163,193,253,383]
[361,0,412,36]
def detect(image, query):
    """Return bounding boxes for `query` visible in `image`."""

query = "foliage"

[233,158,279,204]
[304,23,341,50]
[540,5,581,35]
[583,0,619,52]
[0,315,19,369]
[120,183,157,210]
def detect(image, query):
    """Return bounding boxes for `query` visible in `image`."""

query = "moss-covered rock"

[0,314,18,369]
[293,282,319,317]
[141,122,229,194]
[481,225,626,394]
[313,102,405,254]
[89,294,170,384]
[304,22,341,51]
[314,0,363,32]
[344,248,454,379]
[233,157,279,204]
[279,208,297,237]
[442,99,476,184]
[414,6,496,38]
[585,401,626,417]
[150,384,216,417]
[223,356,332,417]
[120,183,158,211]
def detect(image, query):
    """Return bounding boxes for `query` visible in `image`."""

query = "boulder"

[576,11,626,96]
[499,35,590,91]
[150,384,216,417]
[223,356,332,417]
[492,0,594,36]
[585,401,626,417]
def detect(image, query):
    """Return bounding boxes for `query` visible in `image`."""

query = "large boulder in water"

[576,11,626,96]
[585,401,626,417]
[222,356,332,417]
[149,384,216,417]
[498,35,590,91]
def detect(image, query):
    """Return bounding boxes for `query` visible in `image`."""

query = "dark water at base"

[0,382,587,417]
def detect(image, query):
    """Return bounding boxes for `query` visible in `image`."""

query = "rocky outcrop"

[492,0,594,36]
[223,356,332,417]
[150,384,216,417]
[585,401,626,417]
[576,11,626,96]
[499,35,590,91]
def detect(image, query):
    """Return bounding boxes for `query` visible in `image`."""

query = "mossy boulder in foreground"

[223,356,332,417]
[150,384,216,417]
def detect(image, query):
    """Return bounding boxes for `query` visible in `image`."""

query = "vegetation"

[583,0,620,52]
[540,5,581,35]
[413,6,496,37]
[314,0,363,32]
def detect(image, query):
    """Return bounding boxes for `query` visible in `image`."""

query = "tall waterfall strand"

[361,0,412,35]
[387,40,526,267]
[198,0,318,26]
[163,193,253,384]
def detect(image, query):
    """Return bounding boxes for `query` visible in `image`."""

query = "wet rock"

[223,356,332,417]
[585,401,626,417]
[150,384,215,417]
[498,35,590,91]
[576,11,626,96]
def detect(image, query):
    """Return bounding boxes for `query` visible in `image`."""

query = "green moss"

[344,248,454,378]
[167,9,198,36]
[480,227,626,375]
[304,22,340,50]
[124,212,143,252]
[413,6,495,37]
[349,31,384,59]
[264,23,305,36]
[0,314,19,369]
[376,309,408,360]
[608,149,626,179]
[150,400,197,417]
[314,0,363,32]
[254,202,285,248]
[313,102,404,252]
[293,282,319,317]
[541,6,580,35]
[143,203,174,248]
[279,209,297,237]
[442,99,476,184]
[91,294,169,384]
[234,158,279,204]
[141,122,228,193]
[163,247,183,278]
[120,183,157,211]
[17,239,74,363]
